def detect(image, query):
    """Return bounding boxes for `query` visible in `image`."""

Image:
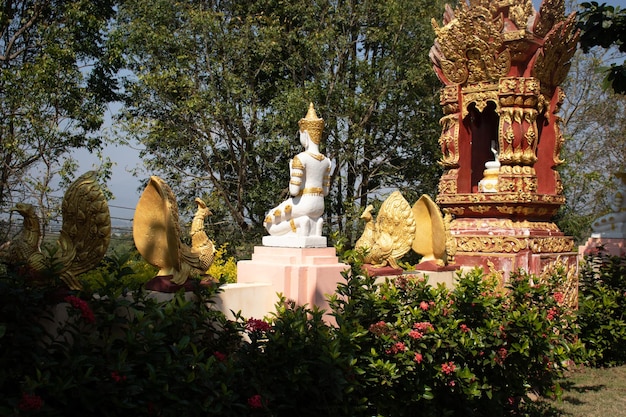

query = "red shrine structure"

[430,0,579,294]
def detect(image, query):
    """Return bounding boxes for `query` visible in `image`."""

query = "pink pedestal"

[580,237,626,257]
[237,246,349,319]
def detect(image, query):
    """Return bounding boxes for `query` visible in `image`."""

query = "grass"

[529,365,626,416]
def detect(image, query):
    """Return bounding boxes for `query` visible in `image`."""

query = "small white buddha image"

[478,141,500,193]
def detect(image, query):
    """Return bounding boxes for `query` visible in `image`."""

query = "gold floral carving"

[534,0,566,38]
[461,82,499,118]
[528,237,574,253]
[439,114,460,167]
[453,236,528,253]
[437,192,565,206]
[450,218,561,231]
[531,13,579,94]
[553,116,565,166]
[443,207,465,216]
[452,235,574,254]
[438,179,457,195]
[469,205,491,214]
[432,4,510,85]
[440,85,459,108]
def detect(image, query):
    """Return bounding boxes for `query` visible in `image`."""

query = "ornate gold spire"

[298,103,324,144]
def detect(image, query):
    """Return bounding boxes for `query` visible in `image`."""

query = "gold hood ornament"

[355,192,449,270]
[133,176,215,286]
[0,171,111,290]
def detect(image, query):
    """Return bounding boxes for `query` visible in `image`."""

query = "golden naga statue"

[0,171,111,290]
[355,191,448,269]
[133,176,215,286]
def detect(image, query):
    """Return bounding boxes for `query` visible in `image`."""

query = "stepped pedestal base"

[237,246,348,321]
[580,237,625,257]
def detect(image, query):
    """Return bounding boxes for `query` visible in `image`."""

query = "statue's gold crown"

[298,103,324,144]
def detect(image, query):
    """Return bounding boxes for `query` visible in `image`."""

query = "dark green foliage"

[577,250,626,366]
[236,301,356,417]
[577,2,626,94]
[0,0,120,214]
[0,250,585,416]
[329,254,583,416]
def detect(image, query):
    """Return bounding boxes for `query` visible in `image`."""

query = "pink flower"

[386,342,406,355]
[547,307,558,321]
[419,301,429,310]
[18,392,43,411]
[414,353,423,363]
[245,318,271,333]
[460,324,469,333]
[495,347,508,364]
[64,295,95,323]
[413,322,434,332]
[247,394,263,409]
[553,292,564,304]
[213,351,227,362]
[441,361,456,375]
[409,330,423,339]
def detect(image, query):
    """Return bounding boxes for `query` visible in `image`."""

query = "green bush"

[0,249,584,416]
[577,250,626,366]
[0,264,246,417]
[329,253,583,416]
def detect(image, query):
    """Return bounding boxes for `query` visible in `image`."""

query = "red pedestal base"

[448,218,579,288]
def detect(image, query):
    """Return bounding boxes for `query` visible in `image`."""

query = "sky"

[69,0,626,228]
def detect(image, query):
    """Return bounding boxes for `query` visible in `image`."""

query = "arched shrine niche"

[464,101,499,193]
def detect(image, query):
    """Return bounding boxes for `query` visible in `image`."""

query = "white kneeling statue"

[263,103,332,247]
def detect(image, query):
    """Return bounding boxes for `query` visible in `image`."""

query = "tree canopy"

[113,0,445,247]
[0,0,118,233]
[577,1,626,93]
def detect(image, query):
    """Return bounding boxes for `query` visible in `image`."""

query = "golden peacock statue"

[0,171,111,290]
[133,176,215,286]
[355,191,449,269]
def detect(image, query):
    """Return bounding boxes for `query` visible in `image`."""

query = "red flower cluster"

[460,324,470,333]
[111,371,127,383]
[245,318,271,333]
[441,361,456,375]
[213,351,227,362]
[18,392,43,411]
[414,352,423,363]
[385,341,406,355]
[413,321,434,332]
[494,347,508,365]
[64,295,95,323]
[547,307,558,321]
[419,301,429,310]
[409,329,423,339]
[369,320,390,336]
[247,394,263,409]
[553,291,564,304]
